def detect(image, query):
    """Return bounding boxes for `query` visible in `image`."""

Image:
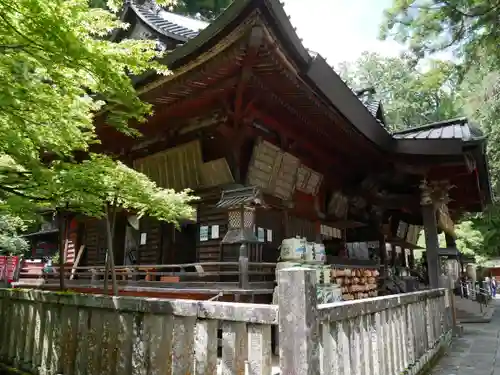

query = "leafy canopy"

[0,214,29,255]
[380,0,500,64]
[91,0,231,20]
[337,52,461,131]
[174,0,231,19]
[455,53,500,259]
[0,0,197,226]
[48,155,197,224]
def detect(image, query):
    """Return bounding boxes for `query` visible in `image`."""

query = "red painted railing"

[0,256,21,284]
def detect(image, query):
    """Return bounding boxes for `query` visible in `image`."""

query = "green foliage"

[416,231,447,250]
[379,0,500,260]
[173,0,231,19]
[454,220,485,259]
[0,0,197,228]
[458,53,500,193]
[380,0,500,64]
[0,214,29,255]
[47,154,198,224]
[337,52,461,131]
[91,0,231,20]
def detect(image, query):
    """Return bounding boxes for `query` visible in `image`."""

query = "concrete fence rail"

[278,268,453,375]
[0,268,453,375]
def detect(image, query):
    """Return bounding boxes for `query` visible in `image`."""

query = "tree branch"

[0,185,51,201]
[0,44,29,51]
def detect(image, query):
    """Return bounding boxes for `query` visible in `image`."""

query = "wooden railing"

[1,267,453,375]
[16,261,277,294]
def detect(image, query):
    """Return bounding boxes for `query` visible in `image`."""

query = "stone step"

[455,304,495,323]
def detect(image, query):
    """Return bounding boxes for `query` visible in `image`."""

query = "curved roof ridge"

[130,0,208,42]
[392,117,485,143]
[393,117,469,135]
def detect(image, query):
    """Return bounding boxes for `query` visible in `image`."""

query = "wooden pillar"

[379,234,388,278]
[421,181,440,289]
[445,233,456,248]
[283,204,291,238]
[409,248,415,270]
[238,243,249,289]
[390,243,396,268]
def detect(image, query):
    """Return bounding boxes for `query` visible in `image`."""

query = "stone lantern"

[216,185,266,288]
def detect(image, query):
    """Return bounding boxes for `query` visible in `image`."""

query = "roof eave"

[261,0,311,65]
[472,144,493,206]
[305,55,394,149]
[132,0,253,89]
[393,138,464,156]
[129,2,190,43]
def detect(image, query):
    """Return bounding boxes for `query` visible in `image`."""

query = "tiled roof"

[354,88,385,126]
[216,186,265,208]
[360,96,379,118]
[130,1,208,42]
[393,118,485,141]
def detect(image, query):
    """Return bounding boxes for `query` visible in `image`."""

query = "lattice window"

[228,210,242,229]
[243,209,254,228]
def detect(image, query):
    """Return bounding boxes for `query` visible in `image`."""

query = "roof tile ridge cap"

[392,122,436,134]
[133,0,205,30]
[393,117,468,135]
[264,0,311,65]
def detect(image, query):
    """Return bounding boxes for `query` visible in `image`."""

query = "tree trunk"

[58,211,68,291]
[105,203,118,296]
[103,251,109,294]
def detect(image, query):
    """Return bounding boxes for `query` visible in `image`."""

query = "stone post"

[238,243,249,289]
[420,181,440,289]
[278,267,320,374]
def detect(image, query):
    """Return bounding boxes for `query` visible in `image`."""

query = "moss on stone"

[53,290,79,296]
[417,341,450,375]
[0,363,32,375]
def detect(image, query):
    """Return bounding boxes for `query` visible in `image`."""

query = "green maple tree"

[0,0,199,293]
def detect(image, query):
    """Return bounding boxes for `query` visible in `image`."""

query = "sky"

[282,0,405,67]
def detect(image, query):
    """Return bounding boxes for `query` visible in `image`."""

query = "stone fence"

[278,268,453,375]
[0,268,453,375]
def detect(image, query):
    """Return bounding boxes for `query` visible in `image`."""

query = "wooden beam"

[145,76,239,129]
[70,245,86,280]
[234,26,263,124]
[427,165,470,180]
[247,105,358,172]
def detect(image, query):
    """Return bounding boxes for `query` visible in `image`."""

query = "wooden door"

[160,223,197,265]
